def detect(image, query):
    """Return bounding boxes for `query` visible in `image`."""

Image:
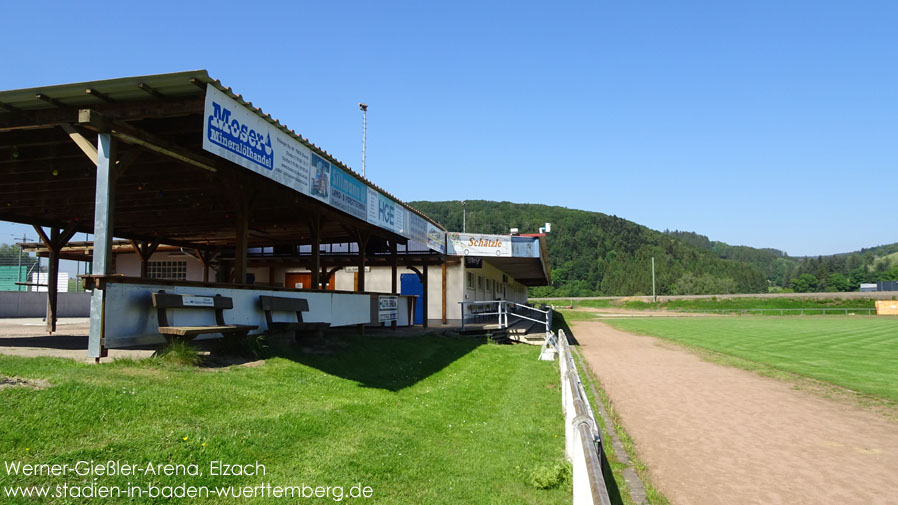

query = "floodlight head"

[359,102,368,111]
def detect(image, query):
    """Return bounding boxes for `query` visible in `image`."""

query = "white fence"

[554,328,612,505]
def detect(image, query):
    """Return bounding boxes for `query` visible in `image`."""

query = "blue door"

[400,273,423,325]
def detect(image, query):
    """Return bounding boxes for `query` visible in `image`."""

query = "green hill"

[664,230,898,292]
[411,200,898,296]
[410,200,767,297]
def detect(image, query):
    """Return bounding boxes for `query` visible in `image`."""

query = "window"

[477,276,483,290]
[147,260,187,280]
[467,272,473,289]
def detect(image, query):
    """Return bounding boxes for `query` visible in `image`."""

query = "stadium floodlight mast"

[358,102,368,178]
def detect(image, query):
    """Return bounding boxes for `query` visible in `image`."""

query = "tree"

[791,273,819,293]
[826,273,851,292]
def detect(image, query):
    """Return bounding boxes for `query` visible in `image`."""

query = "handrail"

[554,328,612,505]
[508,301,551,315]
[458,300,552,336]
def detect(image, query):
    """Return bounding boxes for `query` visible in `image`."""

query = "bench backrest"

[259,295,310,325]
[152,291,233,327]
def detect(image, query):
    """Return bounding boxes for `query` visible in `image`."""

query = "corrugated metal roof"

[0,70,209,111]
[0,70,445,232]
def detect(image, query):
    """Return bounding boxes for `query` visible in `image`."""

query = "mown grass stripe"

[604,317,898,403]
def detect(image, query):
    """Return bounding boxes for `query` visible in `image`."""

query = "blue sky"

[1,0,895,265]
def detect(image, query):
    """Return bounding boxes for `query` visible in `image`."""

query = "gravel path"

[572,320,898,505]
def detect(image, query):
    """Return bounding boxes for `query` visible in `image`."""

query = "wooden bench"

[152,291,257,342]
[259,295,330,340]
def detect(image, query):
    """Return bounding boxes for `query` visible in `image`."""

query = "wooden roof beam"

[85,88,115,103]
[0,95,203,132]
[59,123,98,164]
[78,109,218,173]
[137,82,165,98]
[35,93,66,108]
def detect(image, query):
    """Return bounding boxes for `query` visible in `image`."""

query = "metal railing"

[675,308,876,316]
[458,300,552,336]
[553,328,612,505]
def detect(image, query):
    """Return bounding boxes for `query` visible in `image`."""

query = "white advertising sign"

[367,187,405,235]
[447,233,512,257]
[203,85,311,195]
[182,296,215,307]
[426,223,446,254]
[202,86,443,253]
[378,295,398,322]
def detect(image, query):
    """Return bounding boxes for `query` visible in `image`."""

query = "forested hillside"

[664,230,898,292]
[410,200,767,297]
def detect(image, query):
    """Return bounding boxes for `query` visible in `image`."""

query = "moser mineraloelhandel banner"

[447,233,511,257]
[201,86,444,252]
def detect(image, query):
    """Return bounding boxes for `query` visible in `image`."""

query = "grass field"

[0,335,567,504]
[603,317,898,403]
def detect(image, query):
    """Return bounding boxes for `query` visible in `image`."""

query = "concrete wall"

[0,291,91,318]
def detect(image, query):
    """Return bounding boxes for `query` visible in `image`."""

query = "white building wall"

[114,251,206,281]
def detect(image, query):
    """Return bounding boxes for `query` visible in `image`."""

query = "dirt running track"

[573,321,898,505]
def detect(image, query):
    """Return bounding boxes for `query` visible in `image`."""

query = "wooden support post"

[310,214,321,289]
[46,228,59,333]
[356,231,370,292]
[390,241,398,294]
[34,223,78,334]
[194,248,210,283]
[422,264,429,328]
[325,267,341,287]
[129,238,161,278]
[442,262,447,325]
[233,200,249,284]
[390,241,398,328]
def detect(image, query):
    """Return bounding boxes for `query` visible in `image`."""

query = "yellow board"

[875,300,898,315]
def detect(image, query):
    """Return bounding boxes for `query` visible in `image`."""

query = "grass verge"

[0,334,567,504]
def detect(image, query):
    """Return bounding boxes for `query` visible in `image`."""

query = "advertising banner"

[447,233,512,257]
[203,86,311,195]
[309,153,330,203]
[426,223,446,254]
[378,295,398,322]
[367,188,404,235]
[330,166,367,220]
[202,86,443,253]
[407,212,427,246]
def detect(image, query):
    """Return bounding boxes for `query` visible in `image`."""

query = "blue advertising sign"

[330,166,367,220]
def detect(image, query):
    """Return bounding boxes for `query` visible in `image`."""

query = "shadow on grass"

[258,333,484,392]
[552,311,580,345]
[0,334,158,351]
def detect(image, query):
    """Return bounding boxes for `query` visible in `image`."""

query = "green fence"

[0,265,29,291]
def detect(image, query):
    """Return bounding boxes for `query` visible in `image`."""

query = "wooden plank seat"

[259,295,330,339]
[152,290,257,342]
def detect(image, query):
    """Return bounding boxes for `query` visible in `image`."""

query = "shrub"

[155,339,202,366]
[527,460,571,490]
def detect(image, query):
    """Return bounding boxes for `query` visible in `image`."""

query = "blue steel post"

[88,134,116,358]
